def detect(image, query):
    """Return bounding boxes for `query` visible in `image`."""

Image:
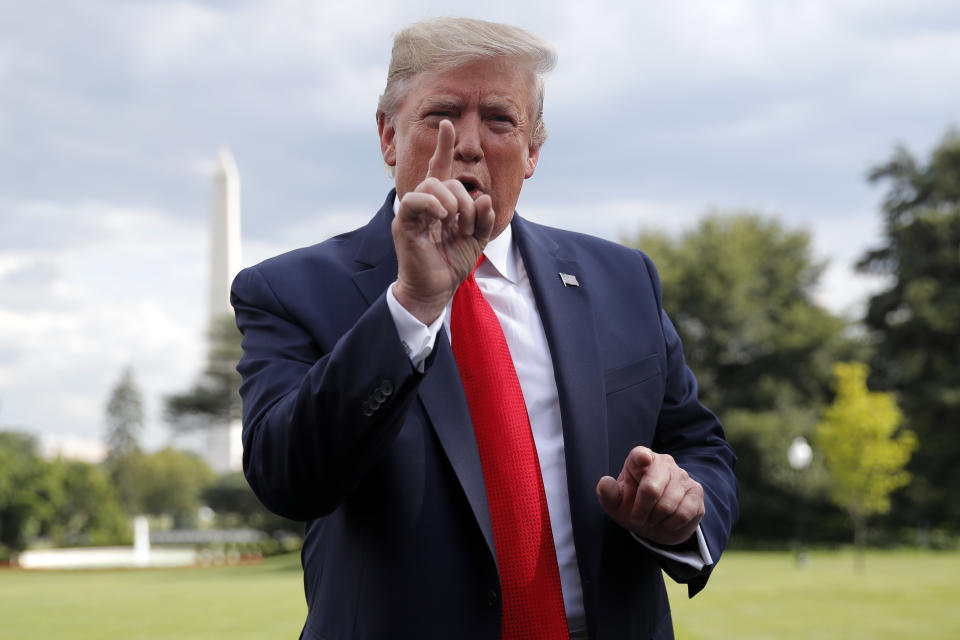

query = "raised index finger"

[620,446,654,483]
[427,119,455,181]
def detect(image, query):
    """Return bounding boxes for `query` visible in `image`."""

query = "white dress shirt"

[385,203,710,638]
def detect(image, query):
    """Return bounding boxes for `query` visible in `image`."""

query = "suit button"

[373,389,387,403]
[379,379,393,395]
[487,589,499,607]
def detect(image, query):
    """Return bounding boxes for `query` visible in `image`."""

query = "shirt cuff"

[632,526,713,571]
[385,282,445,373]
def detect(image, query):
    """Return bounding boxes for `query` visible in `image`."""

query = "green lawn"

[667,550,960,639]
[0,550,957,638]
[0,554,306,639]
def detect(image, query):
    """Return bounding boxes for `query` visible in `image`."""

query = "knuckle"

[639,480,663,500]
[680,495,705,523]
[655,498,678,517]
[416,177,438,192]
[674,501,696,522]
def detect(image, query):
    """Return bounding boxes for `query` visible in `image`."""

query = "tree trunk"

[851,510,867,572]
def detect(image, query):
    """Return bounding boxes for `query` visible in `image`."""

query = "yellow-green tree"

[816,363,916,568]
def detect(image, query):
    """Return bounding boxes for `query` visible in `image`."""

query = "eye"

[487,115,516,131]
[423,111,456,127]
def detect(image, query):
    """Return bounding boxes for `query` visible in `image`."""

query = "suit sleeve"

[230,265,427,521]
[644,254,739,597]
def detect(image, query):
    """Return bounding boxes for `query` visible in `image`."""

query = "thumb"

[596,475,622,513]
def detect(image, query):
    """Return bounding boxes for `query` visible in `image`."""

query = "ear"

[377,113,397,167]
[524,142,541,180]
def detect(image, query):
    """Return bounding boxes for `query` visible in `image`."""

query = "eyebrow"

[419,95,522,115]
[420,97,462,111]
[480,97,522,115]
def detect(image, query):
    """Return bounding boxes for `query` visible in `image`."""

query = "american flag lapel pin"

[559,272,580,287]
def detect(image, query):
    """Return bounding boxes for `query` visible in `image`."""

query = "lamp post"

[788,436,813,566]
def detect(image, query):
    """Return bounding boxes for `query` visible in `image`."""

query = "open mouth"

[458,178,482,200]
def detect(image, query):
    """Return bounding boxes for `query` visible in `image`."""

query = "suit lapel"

[349,200,610,572]
[418,335,496,561]
[351,194,400,302]
[512,214,608,594]
[350,192,496,564]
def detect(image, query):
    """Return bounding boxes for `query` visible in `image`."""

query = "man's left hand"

[596,446,704,546]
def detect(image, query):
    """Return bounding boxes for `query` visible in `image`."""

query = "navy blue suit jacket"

[231,191,737,640]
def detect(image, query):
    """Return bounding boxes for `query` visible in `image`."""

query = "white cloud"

[0,199,208,450]
[806,209,890,317]
[133,2,223,71]
[2,0,958,453]
[815,262,889,319]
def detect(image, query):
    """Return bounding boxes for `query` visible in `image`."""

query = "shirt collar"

[479,223,517,283]
[391,193,518,284]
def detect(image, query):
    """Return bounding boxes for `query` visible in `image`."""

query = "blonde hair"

[377,17,557,147]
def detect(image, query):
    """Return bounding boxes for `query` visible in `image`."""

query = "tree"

[104,367,144,513]
[128,448,216,527]
[201,472,300,534]
[47,459,128,547]
[626,214,856,415]
[624,213,861,542]
[857,129,960,530]
[816,363,915,568]
[165,313,243,432]
[0,432,59,558]
[0,432,129,557]
[105,367,143,459]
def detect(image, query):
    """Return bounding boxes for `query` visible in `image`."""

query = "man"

[232,17,737,640]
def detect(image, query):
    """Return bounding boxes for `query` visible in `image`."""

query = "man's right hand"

[391,119,495,324]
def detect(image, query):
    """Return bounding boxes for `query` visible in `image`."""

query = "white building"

[199,149,243,473]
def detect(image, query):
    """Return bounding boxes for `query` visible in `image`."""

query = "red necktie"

[451,256,570,640]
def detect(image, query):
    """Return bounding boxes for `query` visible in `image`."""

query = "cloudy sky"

[2,0,958,456]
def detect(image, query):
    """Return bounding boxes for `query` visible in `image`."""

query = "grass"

[667,549,960,639]
[0,550,957,638]
[0,553,306,639]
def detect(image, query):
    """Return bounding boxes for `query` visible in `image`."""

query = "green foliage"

[723,407,830,498]
[0,433,59,556]
[817,363,915,517]
[627,214,856,415]
[857,129,960,528]
[0,432,128,558]
[104,367,143,459]
[202,472,301,535]
[816,363,916,561]
[104,363,221,526]
[165,314,243,432]
[104,367,144,513]
[624,213,860,543]
[128,448,216,527]
[48,459,129,547]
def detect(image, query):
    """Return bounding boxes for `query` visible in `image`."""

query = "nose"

[454,113,483,163]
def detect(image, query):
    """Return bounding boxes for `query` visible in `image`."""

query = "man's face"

[379,57,541,238]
